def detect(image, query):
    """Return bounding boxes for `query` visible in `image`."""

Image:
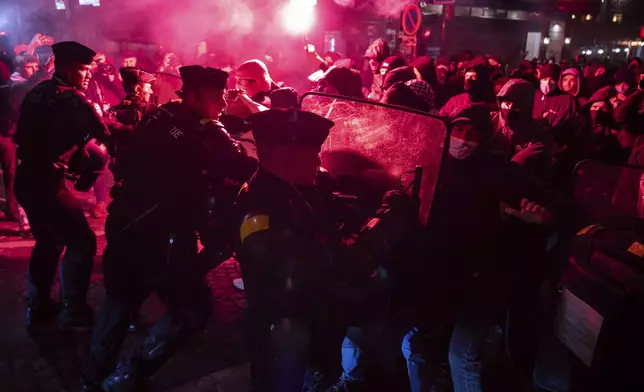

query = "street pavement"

[0,179,535,392]
[0,180,252,392]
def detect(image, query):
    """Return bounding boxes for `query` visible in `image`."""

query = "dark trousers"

[85,211,211,383]
[242,263,389,392]
[15,166,96,306]
[0,136,19,220]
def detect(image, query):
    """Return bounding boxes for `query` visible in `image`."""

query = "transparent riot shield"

[573,160,644,224]
[301,92,448,226]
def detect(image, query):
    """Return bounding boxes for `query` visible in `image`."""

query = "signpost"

[401,3,422,59]
[402,35,417,47]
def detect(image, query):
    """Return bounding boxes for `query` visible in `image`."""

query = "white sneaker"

[232,278,245,291]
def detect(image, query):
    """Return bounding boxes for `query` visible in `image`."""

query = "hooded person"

[383,80,431,112]
[413,56,445,108]
[381,65,417,93]
[439,56,496,118]
[379,56,405,76]
[533,63,579,136]
[491,78,554,181]
[559,67,586,106]
[401,103,555,392]
[234,59,277,107]
[582,63,611,99]
[613,67,637,104]
[577,85,630,163]
[319,66,364,99]
[510,60,539,89]
[363,38,391,101]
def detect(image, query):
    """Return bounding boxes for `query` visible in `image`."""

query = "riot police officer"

[14,41,110,330]
[108,67,155,151]
[83,65,257,391]
[236,109,412,392]
[107,66,156,179]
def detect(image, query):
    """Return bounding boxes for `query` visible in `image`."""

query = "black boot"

[101,362,146,392]
[59,302,94,331]
[325,375,365,392]
[80,377,104,392]
[25,298,59,329]
[303,367,333,392]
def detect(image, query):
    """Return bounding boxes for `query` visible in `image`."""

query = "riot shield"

[300,92,448,226]
[573,160,644,224]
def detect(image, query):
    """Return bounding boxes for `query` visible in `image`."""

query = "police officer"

[83,65,257,391]
[111,67,155,126]
[107,67,156,173]
[236,109,411,392]
[14,41,110,330]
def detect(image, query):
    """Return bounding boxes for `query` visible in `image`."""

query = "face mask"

[449,138,479,160]
[540,80,555,95]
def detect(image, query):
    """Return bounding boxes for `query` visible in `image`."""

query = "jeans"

[93,171,110,203]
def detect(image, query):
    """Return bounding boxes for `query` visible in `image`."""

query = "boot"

[79,377,104,392]
[59,302,94,331]
[101,362,146,392]
[325,375,365,392]
[303,368,332,392]
[25,298,59,329]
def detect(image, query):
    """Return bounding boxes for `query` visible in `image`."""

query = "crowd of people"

[0,31,643,392]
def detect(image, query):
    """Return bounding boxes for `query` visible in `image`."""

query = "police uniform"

[14,41,110,330]
[84,66,257,391]
[108,67,156,170]
[236,109,404,392]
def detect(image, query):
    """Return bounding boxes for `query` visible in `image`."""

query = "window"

[79,0,100,6]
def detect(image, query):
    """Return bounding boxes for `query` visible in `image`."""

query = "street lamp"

[597,49,605,54]
[585,14,592,21]
[565,37,571,45]
[543,37,551,45]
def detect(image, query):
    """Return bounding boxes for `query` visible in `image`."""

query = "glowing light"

[612,15,618,23]
[330,37,335,52]
[543,37,551,45]
[585,14,592,21]
[281,0,317,35]
[586,50,593,55]
[625,48,630,53]
[565,37,571,45]
[571,14,576,20]
[597,49,604,54]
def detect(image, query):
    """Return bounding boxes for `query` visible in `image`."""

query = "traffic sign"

[402,4,423,36]
[402,35,417,47]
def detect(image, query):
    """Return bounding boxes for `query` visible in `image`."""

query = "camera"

[96,62,115,76]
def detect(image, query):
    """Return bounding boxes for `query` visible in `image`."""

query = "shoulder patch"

[240,213,269,243]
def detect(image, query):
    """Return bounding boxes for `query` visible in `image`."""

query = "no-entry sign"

[402,4,422,36]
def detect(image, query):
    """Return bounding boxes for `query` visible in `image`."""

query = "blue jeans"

[448,315,495,392]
